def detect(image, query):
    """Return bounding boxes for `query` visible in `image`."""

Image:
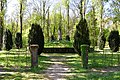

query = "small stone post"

[81,45,89,69]
[30,44,39,67]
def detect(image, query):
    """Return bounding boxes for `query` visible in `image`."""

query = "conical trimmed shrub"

[15,32,22,49]
[65,35,70,41]
[28,23,44,55]
[73,18,90,55]
[3,29,13,51]
[108,30,120,52]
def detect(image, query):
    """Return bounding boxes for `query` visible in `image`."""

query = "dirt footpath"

[44,54,74,80]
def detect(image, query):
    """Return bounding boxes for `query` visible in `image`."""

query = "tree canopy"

[0,0,119,48]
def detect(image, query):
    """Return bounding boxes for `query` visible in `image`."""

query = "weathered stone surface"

[43,48,76,53]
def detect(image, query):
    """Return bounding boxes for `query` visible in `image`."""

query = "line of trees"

[0,0,119,49]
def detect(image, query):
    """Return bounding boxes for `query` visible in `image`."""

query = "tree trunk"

[0,0,5,50]
[66,1,70,41]
[98,0,104,49]
[39,0,42,27]
[99,0,103,33]
[19,0,24,48]
[92,5,97,49]
[0,17,3,50]
[43,1,45,30]
[53,12,56,36]
[20,1,23,35]
[47,8,50,42]
[58,7,62,40]
[80,0,83,19]
[83,0,86,18]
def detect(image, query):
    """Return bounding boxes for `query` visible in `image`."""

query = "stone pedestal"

[81,45,89,69]
[30,44,39,67]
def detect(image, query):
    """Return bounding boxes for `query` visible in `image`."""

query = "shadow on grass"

[0,53,51,79]
[1,49,120,79]
[88,51,120,68]
[0,73,24,80]
[62,52,120,80]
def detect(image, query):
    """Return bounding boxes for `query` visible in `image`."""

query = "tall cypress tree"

[73,18,90,55]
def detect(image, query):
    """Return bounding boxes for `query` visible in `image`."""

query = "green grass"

[1,48,120,79]
[63,52,120,80]
[0,49,51,79]
[88,51,120,68]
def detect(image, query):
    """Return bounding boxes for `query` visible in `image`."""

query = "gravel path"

[44,54,72,80]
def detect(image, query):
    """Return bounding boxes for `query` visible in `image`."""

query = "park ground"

[0,48,120,80]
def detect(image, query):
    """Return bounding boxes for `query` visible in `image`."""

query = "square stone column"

[30,44,39,68]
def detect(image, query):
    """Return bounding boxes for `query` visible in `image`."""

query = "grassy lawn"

[0,48,120,79]
[0,49,51,80]
[64,51,120,80]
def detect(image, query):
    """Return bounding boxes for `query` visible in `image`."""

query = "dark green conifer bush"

[65,35,70,41]
[50,35,55,41]
[108,30,120,52]
[28,24,44,55]
[3,29,13,51]
[73,18,90,55]
[15,32,22,49]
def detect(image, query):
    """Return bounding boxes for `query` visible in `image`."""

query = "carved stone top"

[30,44,39,53]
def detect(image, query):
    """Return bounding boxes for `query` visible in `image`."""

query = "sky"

[6,0,60,19]
[6,0,19,17]
[6,0,111,22]
[6,0,74,21]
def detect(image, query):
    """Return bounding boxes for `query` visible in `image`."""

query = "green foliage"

[88,22,99,48]
[15,33,22,49]
[98,32,106,50]
[108,30,120,52]
[28,12,42,24]
[73,18,90,55]
[3,0,120,48]
[85,5,98,49]
[65,35,70,41]
[50,35,56,41]
[28,24,44,55]
[0,50,50,79]
[63,51,120,79]
[110,0,120,22]
[104,28,110,41]
[3,29,13,51]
